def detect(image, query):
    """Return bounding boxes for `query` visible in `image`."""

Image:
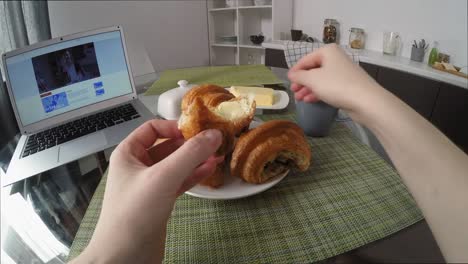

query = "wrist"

[74,212,171,263]
[348,82,391,126]
[75,228,166,264]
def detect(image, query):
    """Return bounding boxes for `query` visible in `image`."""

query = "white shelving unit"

[207,0,292,66]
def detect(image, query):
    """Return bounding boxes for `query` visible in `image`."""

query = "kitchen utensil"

[291,29,303,41]
[410,46,425,62]
[157,80,195,120]
[296,101,338,137]
[382,32,400,55]
[250,34,265,45]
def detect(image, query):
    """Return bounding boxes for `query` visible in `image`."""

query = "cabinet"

[377,67,440,120]
[360,62,379,80]
[207,0,292,65]
[430,84,468,152]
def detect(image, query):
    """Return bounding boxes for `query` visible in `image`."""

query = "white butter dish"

[157,80,195,120]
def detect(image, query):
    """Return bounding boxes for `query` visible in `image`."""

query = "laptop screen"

[5,30,133,126]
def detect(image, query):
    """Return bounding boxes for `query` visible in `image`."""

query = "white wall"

[293,0,468,66]
[48,1,210,77]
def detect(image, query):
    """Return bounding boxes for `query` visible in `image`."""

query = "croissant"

[178,84,255,155]
[178,84,256,188]
[230,120,311,184]
[179,96,255,156]
[181,84,234,111]
[200,163,225,188]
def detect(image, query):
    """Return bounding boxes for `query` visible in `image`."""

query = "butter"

[230,86,274,106]
[215,97,251,120]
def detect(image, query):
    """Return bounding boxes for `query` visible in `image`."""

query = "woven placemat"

[144,64,283,96]
[68,113,423,263]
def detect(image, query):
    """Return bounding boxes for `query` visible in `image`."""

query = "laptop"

[2,26,154,186]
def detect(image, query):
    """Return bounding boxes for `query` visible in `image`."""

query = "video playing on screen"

[32,43,101,94]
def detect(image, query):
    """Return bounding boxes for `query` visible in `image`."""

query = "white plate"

[226,88,290,110]
[185,121,288,200]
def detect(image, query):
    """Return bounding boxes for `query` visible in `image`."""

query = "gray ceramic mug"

[296,100,338,137]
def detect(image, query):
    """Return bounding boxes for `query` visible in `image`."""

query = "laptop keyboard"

[22,104,140,158]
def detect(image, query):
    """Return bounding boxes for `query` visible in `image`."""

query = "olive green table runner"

[144,64,283,96]
[68,113,423,263]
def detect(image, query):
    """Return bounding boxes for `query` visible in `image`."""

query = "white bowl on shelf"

[226,0,237,7]
[218,35,237,44]
[254,0,271,6]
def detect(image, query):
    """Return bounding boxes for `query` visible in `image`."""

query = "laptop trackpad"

[59,132,108,162]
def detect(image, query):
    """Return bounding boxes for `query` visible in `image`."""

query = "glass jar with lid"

[323,19,339,44]
[349,27,365,49]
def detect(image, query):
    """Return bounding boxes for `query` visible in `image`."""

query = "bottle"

[428,41,439,66]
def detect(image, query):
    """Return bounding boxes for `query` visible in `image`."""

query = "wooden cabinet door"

[377,67,440,120]
[430,83,468,153]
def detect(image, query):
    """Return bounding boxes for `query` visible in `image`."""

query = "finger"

[303,93,319,103]
[290,83,303,92]
[288,69,320,91]
[155,129,222,187]
[148,138,185,164]
[121,120,182,151]
[176,156,224,195]
[290,50,323,72]
[294,87,312,100]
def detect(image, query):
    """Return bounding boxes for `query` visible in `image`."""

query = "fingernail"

[203,129,221,142]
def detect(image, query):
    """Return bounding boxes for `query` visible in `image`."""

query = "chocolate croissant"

[230,120,311,184]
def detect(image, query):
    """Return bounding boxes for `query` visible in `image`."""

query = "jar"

[437,53,450,63]
[349,28,365,49]
[323,19,339,44]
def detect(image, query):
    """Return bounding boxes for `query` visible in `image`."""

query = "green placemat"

[68,113,423,263]
[144,64,283,96]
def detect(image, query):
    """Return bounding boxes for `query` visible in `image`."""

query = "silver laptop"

[2,26,153,186]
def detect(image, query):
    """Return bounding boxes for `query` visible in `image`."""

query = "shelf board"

[211,43,237,48]
[239,44,264,49]
[209,7,236,12]
[238,5,272,10]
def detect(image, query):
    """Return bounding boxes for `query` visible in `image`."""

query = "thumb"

[288,69,318,90]
[156,129,222,186]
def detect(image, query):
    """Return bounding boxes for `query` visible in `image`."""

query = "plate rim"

[184,172,288,200]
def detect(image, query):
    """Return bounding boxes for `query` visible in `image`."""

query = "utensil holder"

[410,47,425,62]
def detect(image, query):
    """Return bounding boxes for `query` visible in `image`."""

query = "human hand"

[288,44,381,115]
[72,120,223,263]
